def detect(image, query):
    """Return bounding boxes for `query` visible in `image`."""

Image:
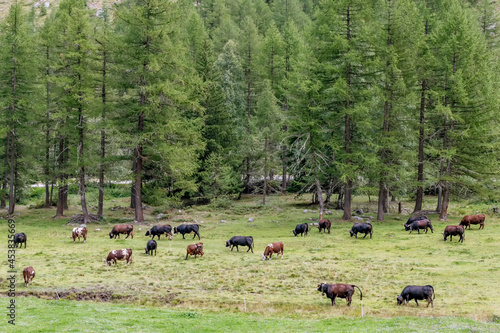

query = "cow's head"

[145,230,151,237]
[225,240,230,247]
[109,232,114,239]
[261,253,266,260]
[145,247,149,254]
[292,230,297,236]
[349,229,355,237]
[403,224,410,231]
[173,227,178,234]
[104,259,110,266]
[396,295,404,305]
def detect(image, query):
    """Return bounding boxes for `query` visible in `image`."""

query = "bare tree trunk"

[414,79,426,212]
[8,131,16,215]
[1,133,10,209]
[134,113,145,223]
[130,158,136,208]
[377,182,385,221]
[55,137,65,217]
[316,177,325,220]
[342,6,352,221]
[44,46,51,208]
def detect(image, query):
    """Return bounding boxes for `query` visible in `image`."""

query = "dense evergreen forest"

[1,0,499,223]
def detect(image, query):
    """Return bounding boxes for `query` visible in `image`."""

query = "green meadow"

[1,191,500,331]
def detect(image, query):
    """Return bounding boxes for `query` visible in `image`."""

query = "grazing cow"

[145,240,157,256]
[459,214,485,230]
[104,249,133,266]
[406,215,428,224]
[23,267,35,287]
[14,233,27,248]
[443,225,465,243]
[318,219,331,234]
[349,223,373,239]
[72,227,87,243]
[226,236,254,253]
[145,225,173,240]
[317,283,363,307]
[404,219,434,234]
[292,223,309,237]
[109,224,134,239]
[397,285,435,307]
[261,242,284,260]
[185,243,204,260]
[174,224,200,240]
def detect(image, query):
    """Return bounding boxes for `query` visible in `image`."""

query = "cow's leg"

[185,253,189,260]
[230,245,234,251]
[331,296,336,306]
[347,296,352,306]
[154,249,156,256]
[236,245,239,252]
[355,233,358,238]
[417,228,420,234]
[415,299,419,306]
[182,234,186,239]
[197,232,200,240]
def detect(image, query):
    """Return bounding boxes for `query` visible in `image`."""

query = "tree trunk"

[8,131,16,215]
[1,132,10,209]
[50,183,54,207]
[263,135,268,205]
[440,181,450,220]
[55,137,65,217]
[134,114,145,223]
[377,182,385,221]
[44,46,51,208]
[130,157,136,208]
[414,79,426,212]
[98,47,107,217]
[316,177,325,220]
[342,6,352,221]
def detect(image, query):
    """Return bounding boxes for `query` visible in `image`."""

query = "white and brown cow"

[104,249,133,266]
[261,242,284,260]
[23,266,35,287]
[72,227,87,243]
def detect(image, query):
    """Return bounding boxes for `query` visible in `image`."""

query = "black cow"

[226,236,254,253]
[317,283,363,306]
[349,223,373,239]
[14,233,27,248]
[145,240,157,256]
[173,224,200,240]
[292,223,309,237]
[145,225,173,240]
[397,285,435,307]
[404,219,434,234]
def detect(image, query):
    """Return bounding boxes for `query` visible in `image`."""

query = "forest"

[1,0,499,223]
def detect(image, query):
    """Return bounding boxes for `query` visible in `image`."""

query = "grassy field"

[1,191,500,331]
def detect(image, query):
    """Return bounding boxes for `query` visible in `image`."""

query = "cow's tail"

[352,285,363,300]
[427,285,435,300]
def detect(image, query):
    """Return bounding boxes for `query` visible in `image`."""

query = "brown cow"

[23,267,35,287]
[318,219,331,234]
[459,214,485,230]
[317,283,363,306]
[443,225,465,243]
[109,225,134,239]
[72,227,87,243]
[105,249,133,266]
[185,243,204,260]
[262,242,284,260]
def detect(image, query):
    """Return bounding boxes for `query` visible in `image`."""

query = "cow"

[174,224,200,240]
[317,283,363,307]
[14,233,27,248]
[406,215,428,224]
[72,227,87,243]
[185,243,204,260]
[261,242,284,260]
[23,267,35,287]
[404,219,433,234]
[104,249,133,266]
[443,225,465,243]
[292,223,309,237]
[145,225,173,240]
[145,240,157,256]
[459,214,485,230]
[318,219,331,234]
[397,285,435,307]
[109,224,134,239]
[226,236,254,253]
[349,222,373,239]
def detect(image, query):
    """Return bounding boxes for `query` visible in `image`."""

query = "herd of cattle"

[12,213,486,307]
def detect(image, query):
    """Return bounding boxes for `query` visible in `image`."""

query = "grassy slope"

[1,193,500,331]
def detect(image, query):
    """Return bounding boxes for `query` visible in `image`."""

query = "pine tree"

[0,1,39,215]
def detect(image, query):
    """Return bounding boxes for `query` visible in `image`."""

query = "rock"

[395,217,401,220]
[221,220,227,223]
[303,209,308,213]
[325,211,332,215]
[248,218,254,222]
[193,219,198,223]
[112,200,116,202]
[355,209,363,215]
[156,213,165,220]
[353,216,363,220]
[95,228,100,231]
[308,218,313,220]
